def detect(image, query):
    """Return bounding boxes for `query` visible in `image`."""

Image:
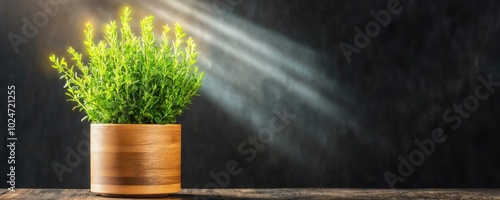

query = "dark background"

[1,0,500,189]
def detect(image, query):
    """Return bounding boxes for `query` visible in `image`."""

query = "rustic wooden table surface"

[2,188,500,199]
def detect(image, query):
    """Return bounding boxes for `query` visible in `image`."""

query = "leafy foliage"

[50,7,204,124]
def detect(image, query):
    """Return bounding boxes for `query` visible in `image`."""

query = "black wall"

[1,0,500,189]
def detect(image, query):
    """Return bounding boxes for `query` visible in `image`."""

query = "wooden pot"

[90,124,181,196]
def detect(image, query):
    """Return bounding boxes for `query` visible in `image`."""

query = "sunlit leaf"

[48,7,204,124]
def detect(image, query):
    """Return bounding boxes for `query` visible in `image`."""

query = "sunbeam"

[138,0,360,172]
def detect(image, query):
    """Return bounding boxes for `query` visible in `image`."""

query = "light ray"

[140,1,359,170]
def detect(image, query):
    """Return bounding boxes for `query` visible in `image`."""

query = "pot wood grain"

[91,124,181,196]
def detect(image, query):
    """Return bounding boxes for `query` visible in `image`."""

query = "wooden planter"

[90,124,181,196]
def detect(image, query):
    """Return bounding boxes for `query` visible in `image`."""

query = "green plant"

[49,7,204,124]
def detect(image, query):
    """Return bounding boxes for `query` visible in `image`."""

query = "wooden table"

[2,188,500,199]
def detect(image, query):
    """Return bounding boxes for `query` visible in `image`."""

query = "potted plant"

[49,7,204,196]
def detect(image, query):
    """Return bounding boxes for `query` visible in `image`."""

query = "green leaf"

[48,7,204,124]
